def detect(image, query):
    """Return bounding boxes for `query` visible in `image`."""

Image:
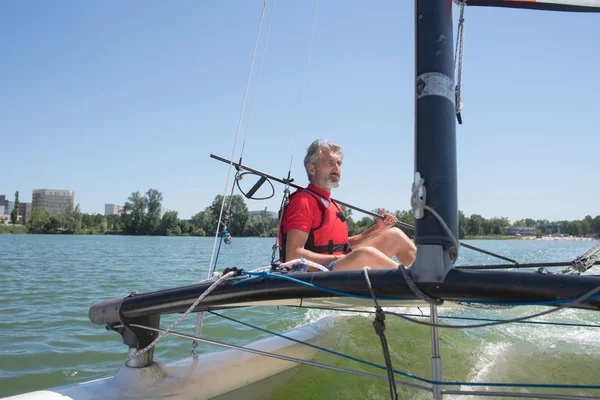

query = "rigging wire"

[212,0,279,270]
[207,0,268,277]
[120,309,600,397]
[126,323,433,393]
[287,305,600,329]
[197,311,600,393]
[194,0,270,353]
[271,0,320,264]
[238,0,278,161]
[287,0,320,174]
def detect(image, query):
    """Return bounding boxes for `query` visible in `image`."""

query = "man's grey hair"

[303,139,343,182]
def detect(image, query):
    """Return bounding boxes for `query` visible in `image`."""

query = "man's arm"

[285,228,340,265]
[348,209,398,248]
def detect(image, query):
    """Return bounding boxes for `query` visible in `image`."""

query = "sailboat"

[5,1,600,399]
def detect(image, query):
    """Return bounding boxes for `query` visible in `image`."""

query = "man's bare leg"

[354,227,417,267]
[330,246,398,271]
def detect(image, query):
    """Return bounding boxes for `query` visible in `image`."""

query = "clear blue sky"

[1,1,598,222]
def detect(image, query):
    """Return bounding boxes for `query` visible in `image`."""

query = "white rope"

[127,271,236,363]
[280,258,330,272]
[453,0,466,116]
[287,0,320,174]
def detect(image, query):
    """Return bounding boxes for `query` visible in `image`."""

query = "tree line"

[13,188,600,238]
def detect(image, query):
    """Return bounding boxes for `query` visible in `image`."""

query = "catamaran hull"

[3,322,321,400]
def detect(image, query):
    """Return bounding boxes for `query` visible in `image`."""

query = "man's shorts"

[325,261,335,271]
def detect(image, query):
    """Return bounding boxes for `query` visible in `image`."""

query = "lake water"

[1,235,599,399]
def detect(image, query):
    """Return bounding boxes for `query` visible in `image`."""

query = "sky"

[1,1,598,222]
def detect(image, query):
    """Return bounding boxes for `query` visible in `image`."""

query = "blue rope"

[234,270,413,300]
[207,310,600,390]
[208,310,424,383]
[210,237,225,276]
[288,306,600,329]
[209,220,232,276]
[233,269,600,307]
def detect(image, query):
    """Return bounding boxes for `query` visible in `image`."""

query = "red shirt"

[282,184,332,234]
[279,184,350,262]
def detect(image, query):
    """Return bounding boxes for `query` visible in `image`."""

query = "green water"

[1,235,599,399]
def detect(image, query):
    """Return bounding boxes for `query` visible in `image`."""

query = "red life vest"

[279,189,351,262]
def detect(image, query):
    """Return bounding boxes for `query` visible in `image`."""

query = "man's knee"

[384,227,414,246]
[386,227,417,264]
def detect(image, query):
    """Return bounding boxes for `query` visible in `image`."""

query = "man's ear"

[307,163,316,178]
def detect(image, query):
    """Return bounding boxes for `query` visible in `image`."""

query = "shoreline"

[1,229,597,242]
[516,235,597,241]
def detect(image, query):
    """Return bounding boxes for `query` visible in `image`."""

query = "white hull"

[4,320,324,400]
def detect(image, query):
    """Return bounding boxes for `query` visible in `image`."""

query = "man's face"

[309,150,342,189]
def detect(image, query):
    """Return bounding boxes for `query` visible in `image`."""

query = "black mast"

[412,2,458,398]
[412,0,459,283]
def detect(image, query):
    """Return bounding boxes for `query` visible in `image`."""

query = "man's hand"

[375,208,398,231]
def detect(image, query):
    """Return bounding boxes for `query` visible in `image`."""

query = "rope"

[126,271,236,363]
[271,184,291,263]
[398,264,444,305]
[453,0,466,123]
[452,301,514,310]
[278,258,330,272]
[363,267,398,400]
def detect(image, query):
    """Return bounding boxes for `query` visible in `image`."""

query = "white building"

[105,204,123,216]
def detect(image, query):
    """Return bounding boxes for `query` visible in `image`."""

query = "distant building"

[0,195,5,213]
[504,226,536,235]
[0,205,4,217]
[105,204,123,216]
[32,189,75,216]
[18,203,32,224]
[249,210,278,219]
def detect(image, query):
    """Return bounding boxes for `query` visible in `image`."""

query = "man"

[278,139,417,271]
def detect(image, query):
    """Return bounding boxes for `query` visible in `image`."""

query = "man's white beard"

[317,175,340,189]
